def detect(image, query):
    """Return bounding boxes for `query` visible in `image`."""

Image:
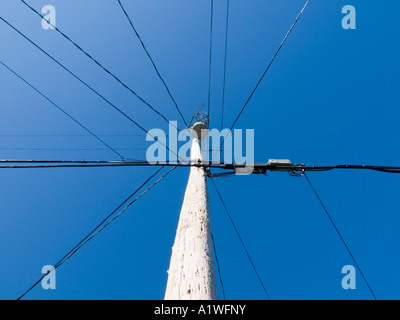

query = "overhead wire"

[220,0,230,130]
[210,177,271,299]
[0,16,184,162]
[0,148,146,151]
[116,0,188,126]
[297,164,400,174]
[207,0,214,125]
[214,0,309,160]
[0,162,203,169]
[19,0,179,128]
[2,160,400,174]
[16,165,176,300]
[228,0,309,131]
[0,134,151,137]
[0,59,124,160]
[0,16,147,134]
[304,173,377,300]
[211,233,226,300]
[42,166,165,282]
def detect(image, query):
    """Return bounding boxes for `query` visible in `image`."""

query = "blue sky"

[1,0,399,300]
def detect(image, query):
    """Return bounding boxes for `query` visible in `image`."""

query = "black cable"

[0,164,158,169]
[0,17,147,134]
[0,160,150,164]
[19,0,176,127]
[0,59,124,160]
[211,233,226,300]
[117,0,187,127]
[0,16,183,161]
[210,177,271,299]
[215,0,309,159]
[3,159,166,165]
[300,164,400,174]
[51,166,165,271]
[221,0,230,130]
[0,148,146,151]
[228,0,309,131]
[17,165,176,300]
[304,173,377,300]
[0,161,213,169]
[0,134,149,137]
[207,0,214,124]
[3,161,400,174]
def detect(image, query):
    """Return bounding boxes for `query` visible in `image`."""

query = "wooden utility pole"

[164,123,218,300]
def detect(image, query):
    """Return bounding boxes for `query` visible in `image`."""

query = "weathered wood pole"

[164,124,218,300]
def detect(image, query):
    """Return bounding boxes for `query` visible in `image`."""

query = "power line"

[0,160,206,169]
[2,160,400,174]
[51,166,166,272]
[304,173,377,300]
[214,0,309,161]
[207,0,214,124]
[0,16,148,134]
[0,16,184,161]
[0,59,124,160]
[228,0,309,131]
[0,163,193,169]
[0,148,146,151]
[0,134,149,138]
[0,163,157,169]
[20,0,178,128]
[117,0,188,126]
[291,164,400,174]
[17,165,176,300]
[210,177,271,299]
[211,233,226,300]
[221,0,230,130]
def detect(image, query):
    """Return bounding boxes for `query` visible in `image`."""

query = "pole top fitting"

[192,121,209,140]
